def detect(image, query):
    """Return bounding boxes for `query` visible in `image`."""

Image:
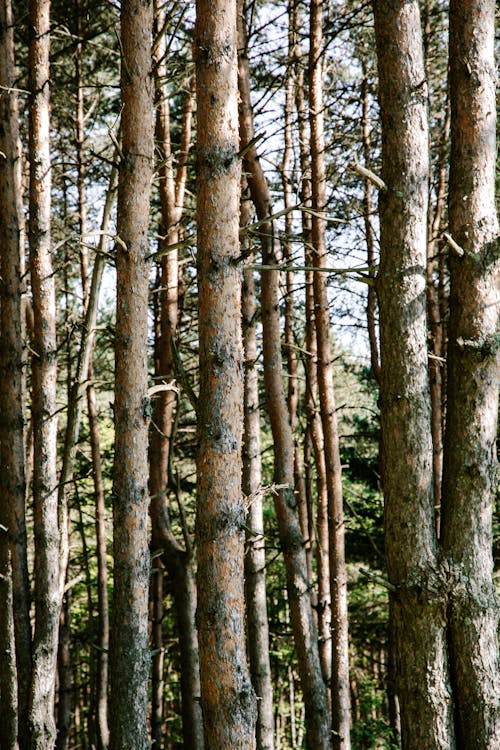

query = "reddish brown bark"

[109,1,154,747]
[195,0,257,746]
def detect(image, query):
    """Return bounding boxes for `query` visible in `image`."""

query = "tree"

[28,0,62,745]
[149,5,202,745]
[442,1,500,745]
[237,4,331,748]
[0,2,31,748]
[241,184,274,750]
[108,0,154,747]
[372,1,454,746]
[309,2,351,746]
[195,0,257,747]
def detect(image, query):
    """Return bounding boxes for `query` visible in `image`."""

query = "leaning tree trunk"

[109,1,154,748]
[28,0,61,746]
[372,1,454,748]
[194,0,257,747]
[0,2,31,748]
[237,4,331,748]
[442,1,500,747]
[309,3,351,746]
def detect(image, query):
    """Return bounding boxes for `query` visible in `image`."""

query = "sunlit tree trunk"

[28,0,61,746]
[309,2,350,746]
[238,5,331,748]
[195,0,257,746]
[241,185,274,750]
[109,0,154,747]
[373,1,454,747]
[442,1,500,746]
[0,2,31,747]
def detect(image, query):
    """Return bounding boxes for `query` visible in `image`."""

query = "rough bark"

[372,1,454,747]
[238,5,331,748]
[241,188,274,750]
[195,0,257,747]
[442,1,500,746]
[109,1,154,748]
[28,0,61,746]
[0,1,31,747]
[309,2,350,746]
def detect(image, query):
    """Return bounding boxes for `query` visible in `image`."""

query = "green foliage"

[351,676,398,750]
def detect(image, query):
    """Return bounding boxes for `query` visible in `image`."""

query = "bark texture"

[443,1,500,746]
[373,2,454,747]
[109,1,154,748]
[195,1,257,747]
[242,191,274,750]
[0,1,31,747]
[28,0,61,746]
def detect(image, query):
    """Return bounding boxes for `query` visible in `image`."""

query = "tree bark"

[309,3,350,746]
[442,1,500,746]
[195,0,257,746]
[28,0,61,746]
[241,186,274,750]
[372,1,454,747]
[0,1,31,747]
[237,5,331,748]
[109,1,154,747]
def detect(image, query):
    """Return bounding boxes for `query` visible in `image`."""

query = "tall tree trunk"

[442,1,500,746]
[372,1,454,747]
[296,62,317,590]
[241,186,274,750]
[423,0,450,535]
[149,7,202,746]
[86,164,118,750]
[28,0,61,746]
[360,68,380,384]
[237,5,331,748]
[0,1,31,747]
[109,0,154,747]
[195,0,257,746]
[309,3,350,746]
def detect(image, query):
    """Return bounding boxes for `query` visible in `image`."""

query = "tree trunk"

[241,186,274,750]
[28,0,61,746]
[0,1,31,747]
[109,1,154,747]
[442,1,500,746]
[360,69,380,384]
[237,5,331,748]
[372,1,454,747]
[150,7,202,746]
[309,3,350,746]
[195,0,257,746]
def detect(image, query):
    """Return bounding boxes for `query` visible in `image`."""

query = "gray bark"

[442,1,500,746]
[373,1,454,747]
